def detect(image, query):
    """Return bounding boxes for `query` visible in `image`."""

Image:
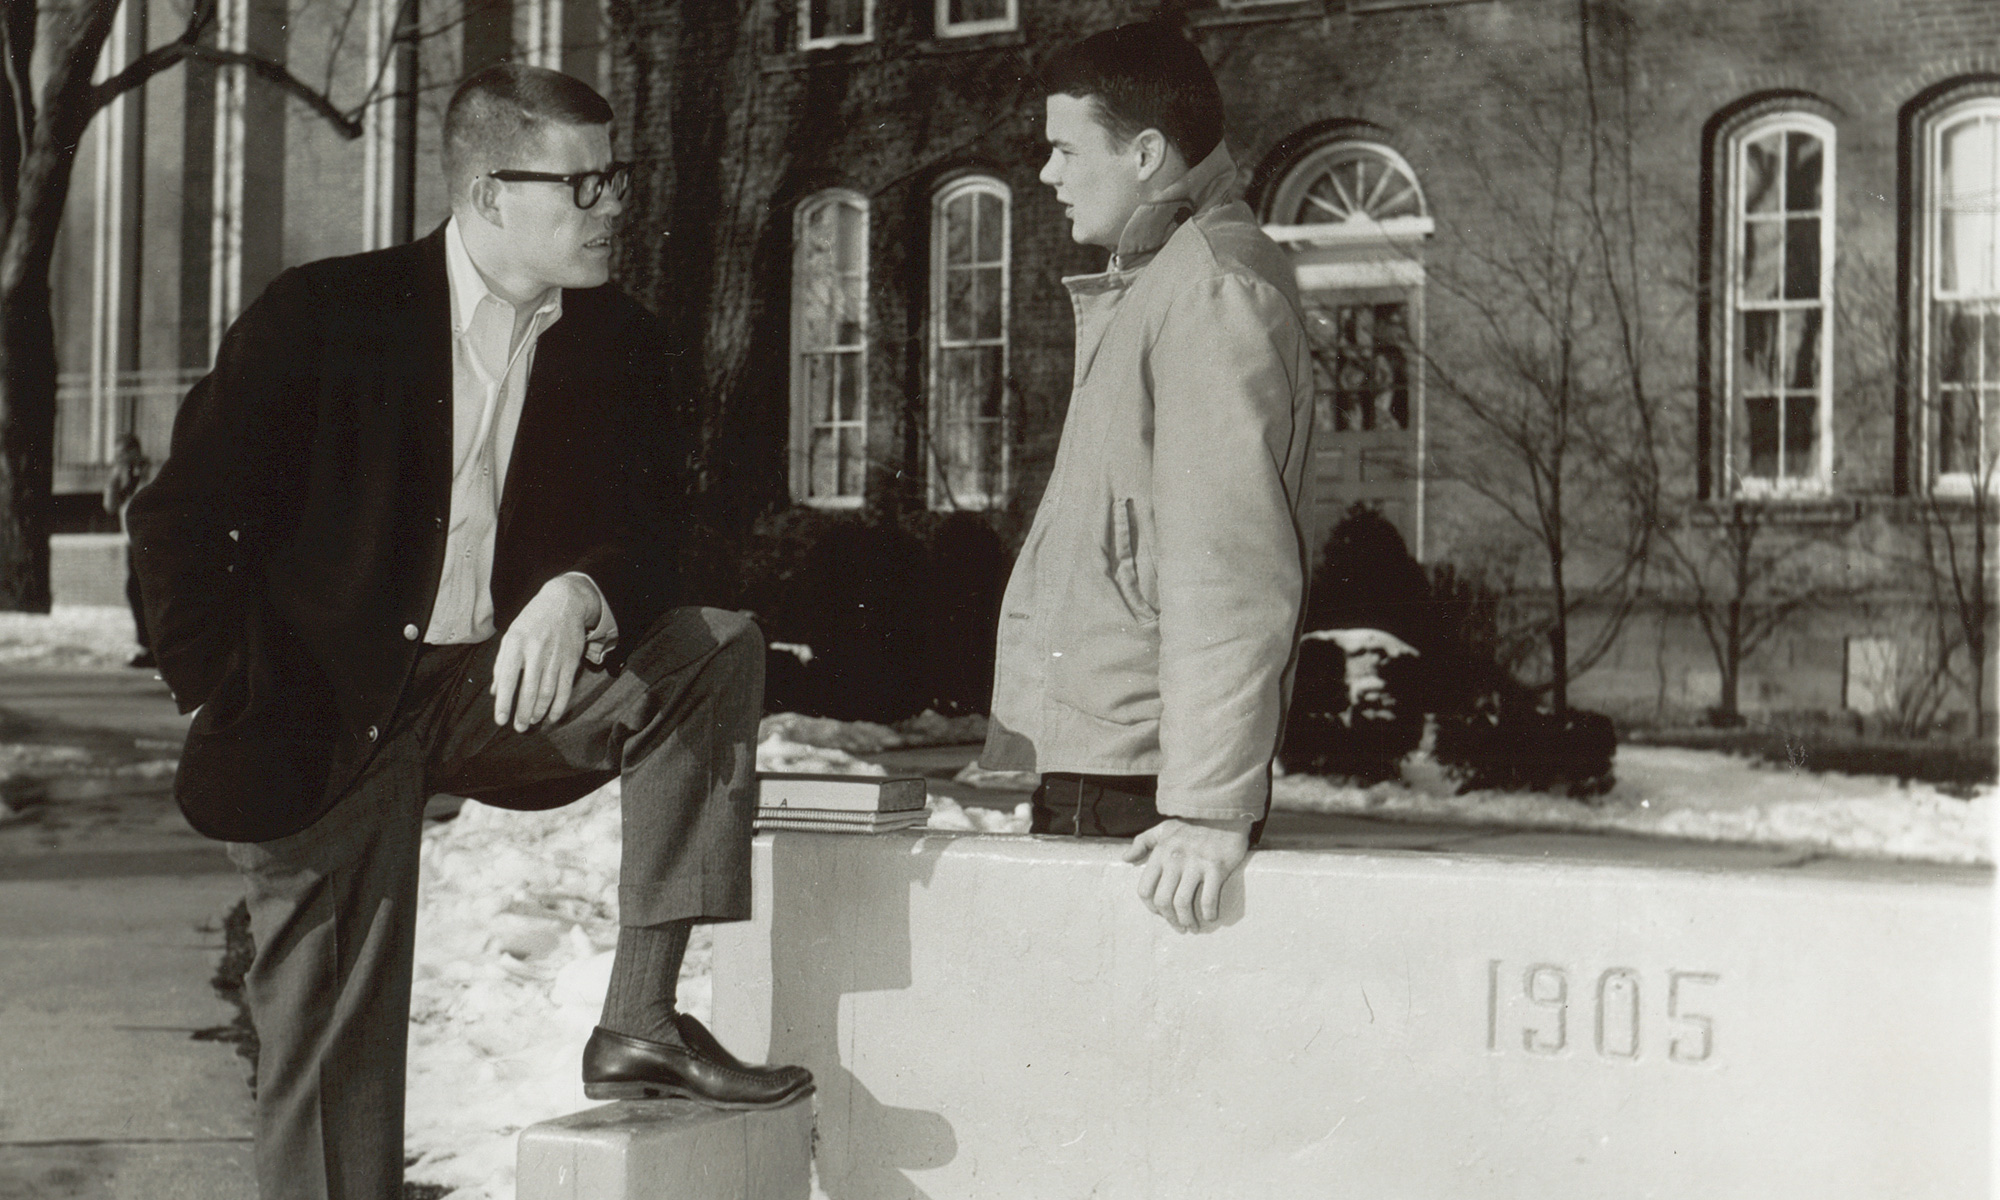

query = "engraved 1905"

[1485,960,1721,1065]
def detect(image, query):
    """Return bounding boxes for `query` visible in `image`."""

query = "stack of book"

[755,772,931,834]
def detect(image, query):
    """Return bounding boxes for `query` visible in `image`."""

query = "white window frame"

[935,0,1015,36]
[1722,112,1837,499]
[800,0,871,48]
[928,176,1011,510]
[1922,96,2000,496]
[790,190,869,508]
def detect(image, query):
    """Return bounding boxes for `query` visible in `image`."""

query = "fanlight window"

[1267,142,1427,230]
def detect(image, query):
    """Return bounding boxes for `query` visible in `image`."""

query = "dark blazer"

[128,227,690,842]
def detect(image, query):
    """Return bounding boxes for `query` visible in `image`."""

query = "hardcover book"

[756,773,928,814]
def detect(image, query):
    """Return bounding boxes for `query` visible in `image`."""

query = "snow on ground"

[0,605,139,669]
[1274,745,1992,865]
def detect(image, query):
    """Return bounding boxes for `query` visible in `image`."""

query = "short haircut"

[1039,22,1224,166]
[443,62,614,196]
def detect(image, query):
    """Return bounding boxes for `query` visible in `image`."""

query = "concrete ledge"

[714,830,1990,1199]
[516,1094,812,1200]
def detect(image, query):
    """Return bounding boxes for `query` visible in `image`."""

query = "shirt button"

[365,725,380,743]
[403,624,420,641]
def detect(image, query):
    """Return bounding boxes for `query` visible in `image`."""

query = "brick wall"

[613,0,2000,723]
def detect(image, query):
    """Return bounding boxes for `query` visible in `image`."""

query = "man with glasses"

[130,63,809,1200]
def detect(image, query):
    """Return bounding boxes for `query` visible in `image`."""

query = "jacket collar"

[1110,143,1243,271]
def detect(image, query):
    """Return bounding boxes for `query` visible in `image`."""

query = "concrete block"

[49,532,129,607]
[516,1094,812,1200]
[713,830,1990,1200]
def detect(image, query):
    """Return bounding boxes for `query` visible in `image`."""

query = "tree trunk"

[0,271,54,609]
[0,143,85,611]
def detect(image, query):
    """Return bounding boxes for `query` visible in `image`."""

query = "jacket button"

[366,725,379,742]
[403,623,420,641]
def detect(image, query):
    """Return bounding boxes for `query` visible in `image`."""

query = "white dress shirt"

[424,217,617,658]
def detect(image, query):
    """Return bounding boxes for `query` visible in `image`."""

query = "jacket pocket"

[1110,497,1159,625]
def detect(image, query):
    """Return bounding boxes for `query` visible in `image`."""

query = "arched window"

[1921,97,2000,493]
[791,190,869,506]
[1722,113,1836,497]
[929,176,1010,509]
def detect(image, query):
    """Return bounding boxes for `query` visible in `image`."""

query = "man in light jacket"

[980,22,1316,932]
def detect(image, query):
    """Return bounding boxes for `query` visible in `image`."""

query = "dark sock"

[598,921,693,1043]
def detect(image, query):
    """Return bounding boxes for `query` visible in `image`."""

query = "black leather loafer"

[582,1015,813,1108]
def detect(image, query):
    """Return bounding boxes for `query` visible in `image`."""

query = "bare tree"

[0,0,400,608]
[1424,0,1670,713]
[1908,451,1996,736]
[1657,502,1855,723]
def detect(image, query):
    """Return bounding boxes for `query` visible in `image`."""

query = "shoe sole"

[582,1080,815,1109]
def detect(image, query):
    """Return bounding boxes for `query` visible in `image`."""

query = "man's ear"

[1132,128,1170,183]
[467,174,505,227]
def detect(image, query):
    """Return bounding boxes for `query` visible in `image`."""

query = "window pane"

[1784,394,1818,478]
[804,354,834,424]
[1740,220,1781,301]
[1985,309,2000,382]
[835,202,865,273]
[1940,119,2000,295]
[1783,217,1821,300]
[1937,304,1975,384]
[1745,396,1779,479]
[809,426,837,497]
[1738,310,1778,392]
[1939,390,1976,475]
[839,425,866,495]
[835,352,861,421]
[948,0,1007,22]
[1785,132,1823,213]
[1786,308,1822,390]
[837,275,865,347]
[811,0,865,39]
[1379,345,1410,430]
[975,192,1005,262]
[945,267,973,341]
[945,195,973,266]
[973,266,1004,339]
[1743,134,1782,214]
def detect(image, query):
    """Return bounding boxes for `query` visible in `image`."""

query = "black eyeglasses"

[487,161,633,210]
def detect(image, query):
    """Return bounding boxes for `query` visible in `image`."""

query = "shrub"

[1280,633,1427,784]
[708,508,1015,723]
[1431,672,1617,799]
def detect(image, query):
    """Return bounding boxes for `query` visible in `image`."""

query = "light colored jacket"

[981,146,1316,822]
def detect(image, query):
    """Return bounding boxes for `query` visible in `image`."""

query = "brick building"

[46,0,1999,728]
[609,0,2000,728]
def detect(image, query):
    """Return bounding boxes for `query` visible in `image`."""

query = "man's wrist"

[1177,815,1254,835]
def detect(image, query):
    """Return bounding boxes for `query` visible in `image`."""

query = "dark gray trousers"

[225,606,763,1200]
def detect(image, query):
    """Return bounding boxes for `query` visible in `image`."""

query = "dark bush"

[1432,672,1617,799]
[912,512,1008,716]
[1280,635,1426,784]
[707,508,1015,723]
[1303,504,1433,653]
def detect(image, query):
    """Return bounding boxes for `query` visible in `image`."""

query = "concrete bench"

[712,824,1990,1199]
[516,1093,812,1200]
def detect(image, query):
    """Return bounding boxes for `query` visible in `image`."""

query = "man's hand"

[492,575,601,732]
[1122,816,1253,932]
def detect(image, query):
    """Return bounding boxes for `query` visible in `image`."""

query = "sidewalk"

[0,668,253,1200]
